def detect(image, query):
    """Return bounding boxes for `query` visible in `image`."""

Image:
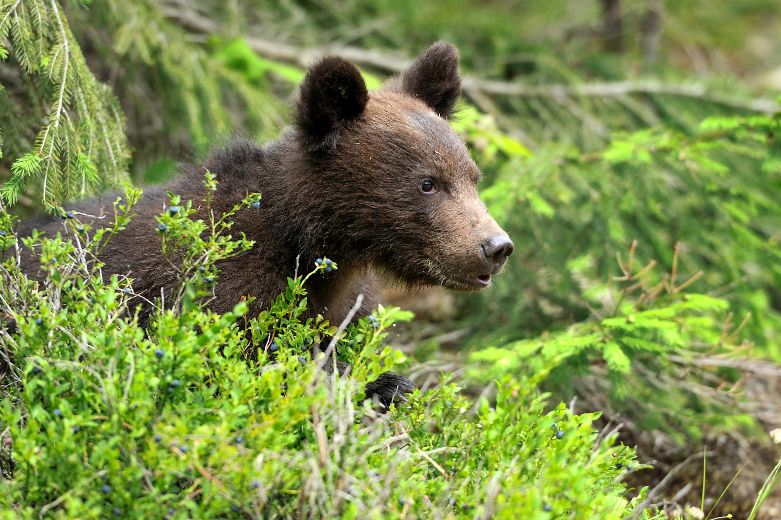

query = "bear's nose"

[481,235,514,269]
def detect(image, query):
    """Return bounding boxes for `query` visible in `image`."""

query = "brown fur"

[18,42,512,405]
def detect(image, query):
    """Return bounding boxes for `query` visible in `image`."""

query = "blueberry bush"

[0,183,651,518]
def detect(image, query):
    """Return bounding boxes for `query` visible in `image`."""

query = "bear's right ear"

[294,57,369,151]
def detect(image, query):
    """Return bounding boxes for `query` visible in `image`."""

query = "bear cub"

[19,42,514,407]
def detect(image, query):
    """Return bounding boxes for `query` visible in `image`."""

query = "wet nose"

[481,235,514,268]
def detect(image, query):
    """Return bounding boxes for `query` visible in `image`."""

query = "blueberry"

[543,503,552,512]
[325,266,332,273]
[72,426,80,433]
[35,318,43,325]
[112,508,122,516]
[101,484,112,494]
[154,348,164,359]
[233,436,243,445]
[203,276,215,283]
[154,434,162,444]
[268,341,279,353]
[324,259,333,267]
[368,315,379,329]
[303,338,313,346]
[31,366,41,375]
[198,265,206,273]
[250,480,260,489]
[298,356,307,364]
[0,230,5,236]
[157,223,167,233]
[168,206,180,215]
[231,505,240,513]
[76,226,85,233]
[169,379,181,390]
[53,408,63,418]
[315,258,323,266]
[250,201,261,209]
[179,445,188,453]
[555,430,564,439]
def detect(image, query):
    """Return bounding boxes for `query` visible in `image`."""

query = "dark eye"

[420,179,437,194]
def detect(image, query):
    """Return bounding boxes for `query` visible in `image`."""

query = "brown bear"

[18,42,513,405]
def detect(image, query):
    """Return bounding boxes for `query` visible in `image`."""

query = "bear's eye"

[420,179,437,194]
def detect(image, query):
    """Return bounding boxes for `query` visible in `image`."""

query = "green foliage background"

[1,0,781,517]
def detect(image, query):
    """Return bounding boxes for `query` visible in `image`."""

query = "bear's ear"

[295,56,369,151]
[397,41,461,119]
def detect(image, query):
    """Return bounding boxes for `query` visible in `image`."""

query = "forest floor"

[387,287,781,518]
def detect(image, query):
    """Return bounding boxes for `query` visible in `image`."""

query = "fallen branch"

[162,5,781,114]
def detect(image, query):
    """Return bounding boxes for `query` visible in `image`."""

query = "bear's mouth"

[447,273,492,290]
[476,274,491,287]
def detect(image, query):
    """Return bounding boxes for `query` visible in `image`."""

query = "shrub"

[0,183,649,518]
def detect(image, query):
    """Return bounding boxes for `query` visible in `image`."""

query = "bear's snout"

[481,235,514,272]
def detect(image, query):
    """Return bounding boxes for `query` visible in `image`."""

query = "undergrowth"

[0,182,649,519]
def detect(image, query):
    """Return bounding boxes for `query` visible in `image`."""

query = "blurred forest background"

[2,0,781,517]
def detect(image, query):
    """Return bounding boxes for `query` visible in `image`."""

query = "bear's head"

[292,42,513,290]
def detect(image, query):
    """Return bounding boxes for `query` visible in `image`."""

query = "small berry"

[555,430,564,439]
[325,266,333,273]
[167,205,180,215]
[268,341,279,353]
[72,426,80,433]
[231,505,240,513]
[35,318,43,325]
[198,265,206,273]
[31,366,41,375]
[154,434,162,444]
[543,503,552,512]
[203,276,215,284]
[101,484,112,494]
[315,258,323,266]
[298,356,307,364]
[233,436,243,445]
[368,315,379,329]
[169,379,181,390]
[179,445,188,453]
[250,201,261,209]
[53,408,63,418]
[154,348,164,359]
[76,226,85,233]
[113,508,122,516]
[157,223,167,233]
[0,230,5,236]
[65,210,75,219]
[303,338,313,346]
[250,480,260,489]
[324,259,333,267]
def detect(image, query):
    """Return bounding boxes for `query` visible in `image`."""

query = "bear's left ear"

[396,41,461,119]
[295,56,369,151]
